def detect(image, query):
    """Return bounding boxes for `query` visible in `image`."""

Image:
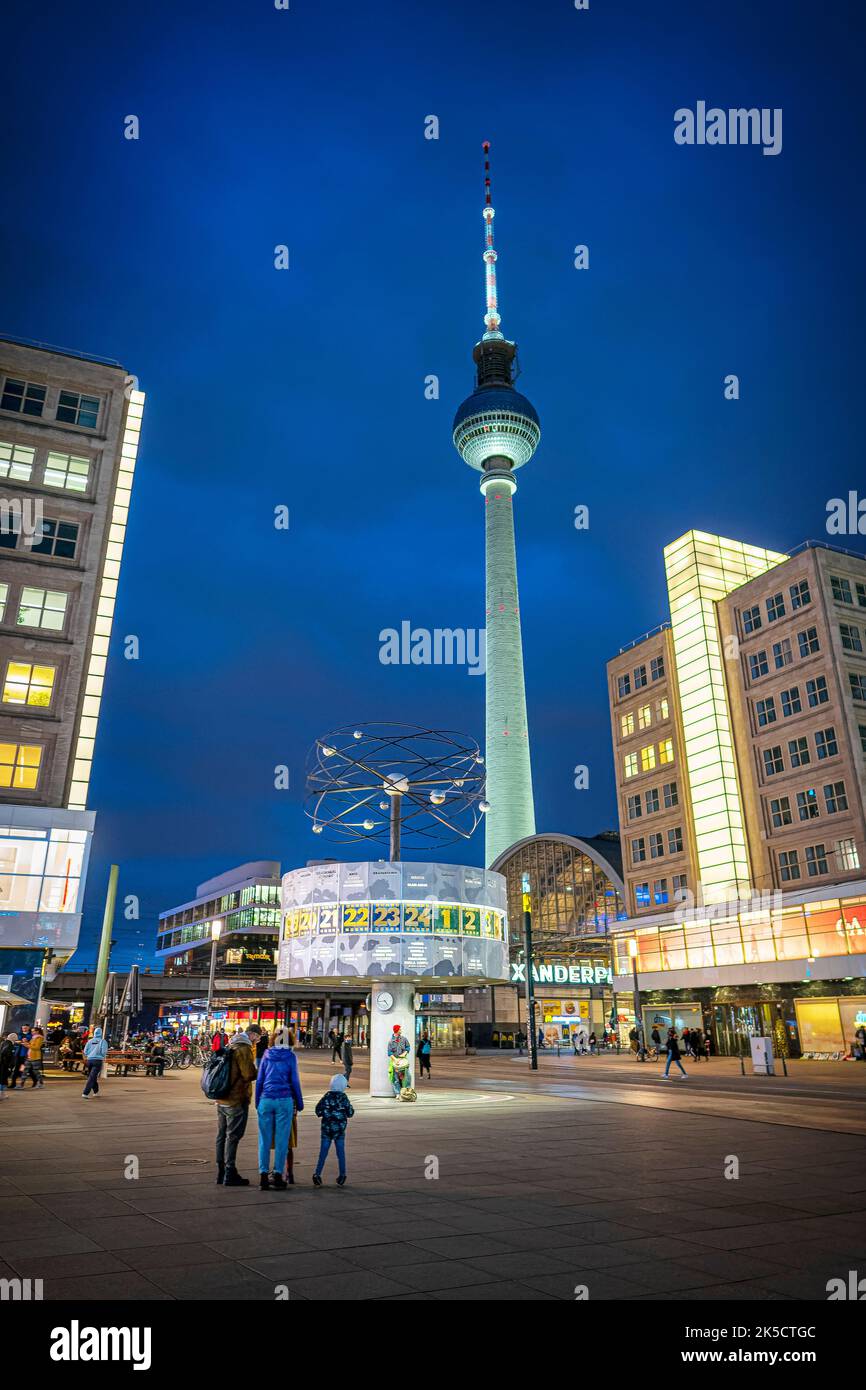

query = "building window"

[763,745,784,776]
[831,575,854,605]
[30,518,79,560]
[805,844,828,877]
[634,664,647,689]
[650,655,665,681]
[815,726,838,760]
[773,638,792,669]
[788,736,810,768]
[1,377,46,417]
[840,623,863,653]
[43,451,91,493]
[806,675,829,706]
[617,674,631,699]
[749,650,769,679]
[16,587,68,632]
[850,672,866,703]
[631,837,646,864]
[652,878,668,905]
[0,741,42,790]
[644,787,659,814]
[627,794,642,820]
[770,796,792,828]
[0,440,35,481]
[860,724,866,754]
[823,781,848,814]
[798,627,820,657]
[640,744,656,773]
[620,712,634,738]
[743,604,762,634]
[858,582,866,610]
[634,882,650,907]
[781,686,801,717]
[55,390,100,429]
[667,826,683,854]
[766,593,785,622]
[2,660,56,708]
[0,582,6,621]
[638,704,652,730]
[756,697,776,727]
[790,580,811,610]
[657,696,669,720]
[624,752,638,778]
[835,838,860,872]
[663,780,678,808]
[797,788,819,821]
[649,832,664,859]
[658,738,674,765]
[778,849,800,882]
[673,873,688,900]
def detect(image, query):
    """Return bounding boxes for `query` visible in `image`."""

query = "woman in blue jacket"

[255,1029,304,1190]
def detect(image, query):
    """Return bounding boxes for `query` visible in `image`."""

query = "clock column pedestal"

[369,981,416,1097]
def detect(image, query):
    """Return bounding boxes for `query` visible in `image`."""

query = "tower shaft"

[483,473,535,865]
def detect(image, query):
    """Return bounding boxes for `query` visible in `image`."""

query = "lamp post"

[206,919,223,1030]
[522,873,538,1070]
[628,937,646,1061]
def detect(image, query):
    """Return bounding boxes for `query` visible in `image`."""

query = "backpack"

[400,1086,417,1102]
[201,1046,233,1100]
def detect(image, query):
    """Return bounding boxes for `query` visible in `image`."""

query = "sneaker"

[223,1168,250,1187]
[336,1174,347,1187]
[312,1173,323,1187]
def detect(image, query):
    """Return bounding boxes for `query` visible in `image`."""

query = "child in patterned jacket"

[312,1074,354,1186]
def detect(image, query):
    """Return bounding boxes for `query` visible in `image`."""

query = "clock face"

[376,991,394,1013]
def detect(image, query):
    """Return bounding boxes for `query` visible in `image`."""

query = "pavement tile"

[429,1280,557,1300]
[269,1270,413,1300]
[143,1262,283,1300]
[42,1271,172,1301]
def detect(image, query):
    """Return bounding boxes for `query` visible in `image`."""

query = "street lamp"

[206,918,223,1028]
[628,937,646,1061]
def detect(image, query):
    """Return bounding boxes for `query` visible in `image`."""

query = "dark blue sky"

[3,0,864,967]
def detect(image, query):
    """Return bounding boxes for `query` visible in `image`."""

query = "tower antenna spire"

[482,141,502,339]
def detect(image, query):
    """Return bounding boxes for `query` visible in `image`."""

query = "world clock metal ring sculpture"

[305,722,488,858]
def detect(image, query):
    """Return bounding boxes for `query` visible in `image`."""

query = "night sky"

[3,0,864,967]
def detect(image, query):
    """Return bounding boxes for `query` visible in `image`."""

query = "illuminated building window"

[30,518,79,560]
[742,604,762,634]
[797,788,819,821]
[663,781,678,808]
[627,794,641,819]
[770,796,792,828]
[631,836,646,864]
[617,674,631,698]
[17,587,68,632]
[645,787,660,814]
[766,592,786,622]
[823,781,848,814]
[850,673,866,703]
[649,832,664,859]
[673,873,688,900]
[658,738,674,765]
[807,675,829,706]
[778,850,800,882]
[55,389,100,428]
[790,579,811,609]
[805,844,828,877]
[668,825,683,854]
[781,686,801,717]
[624,752,638,779]
[788,736,810,768]
[798,627,820,657]
[640,744,656,772]
[0,581,7,621]
[763,745,784,777]
[2,660,56,707]
[638,704,652,730]
[773,638,792,669]
[634,664,647,689]
[749,650,769,679]
[0,742,42,789]
[634,882,650,907]
[835,837,860,871]
[0,440,35,480]
[621,712,634,737]
[840,623,863,653]
[815,726,838,760]
[44,451,91,493]
[651,656,665,680]
[653,878,668,905]
[1,377,45,416]
[756,696,776,727]
[831,575,854,605]
[657,697,669,721]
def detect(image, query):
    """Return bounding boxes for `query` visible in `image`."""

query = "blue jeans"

[83,1060,103,1094]
[257,1096,293,1174]
[315,1132,346,1178]
[664,1053,687,1076]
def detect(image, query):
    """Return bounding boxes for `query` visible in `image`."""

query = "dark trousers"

[216,1103,249,1170]
[83,1060,103,1094]
[315,1132,346,1177]
[419,1055,431,1075]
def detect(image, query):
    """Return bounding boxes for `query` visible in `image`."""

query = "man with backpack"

[204,1030,257,1186]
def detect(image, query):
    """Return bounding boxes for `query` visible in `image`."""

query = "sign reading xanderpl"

[511,961,612,986]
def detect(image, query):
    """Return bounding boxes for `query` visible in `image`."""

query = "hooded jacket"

[218,1032,257,1107]
[84,1029,109,1062]
[255,1045,304,1109]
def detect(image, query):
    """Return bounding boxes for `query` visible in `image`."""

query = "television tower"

[453,142,540,867]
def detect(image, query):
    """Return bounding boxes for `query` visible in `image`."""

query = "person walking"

[312,1074,354,1187]
[22,1026,45,1086]
[417,1029,432,1080]
[663,1027,688,1080]
[329,1028,343,1063]
[691,1027,704,1061]
[255,1028,303,1191]
[215,1030,257,1187]
[0,1033,16,1099]
[82,1027,110,1096]
[248,1024,269,1061]
[588,1031,597,1056]
[342,1034,354,1087]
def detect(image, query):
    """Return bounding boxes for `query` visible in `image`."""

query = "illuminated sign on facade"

[510,961,612,986]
